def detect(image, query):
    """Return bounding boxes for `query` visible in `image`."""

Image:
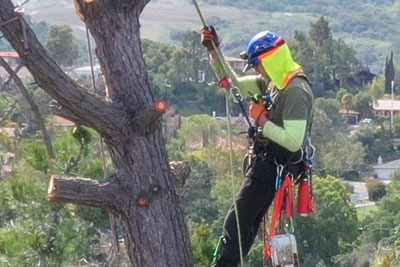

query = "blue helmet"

[241,31,285,73]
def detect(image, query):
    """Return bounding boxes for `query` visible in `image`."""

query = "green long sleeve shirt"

[211,53,314,152]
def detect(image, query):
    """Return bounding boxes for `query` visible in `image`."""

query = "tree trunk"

[0,1,193,266]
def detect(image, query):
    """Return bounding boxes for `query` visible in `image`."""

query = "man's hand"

[249,101,269,127]
[201,26,220,51]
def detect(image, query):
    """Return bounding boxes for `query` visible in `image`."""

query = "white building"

[373,157,400,180]
[373,99,400,117]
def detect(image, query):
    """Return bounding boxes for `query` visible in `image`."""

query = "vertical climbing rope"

[224,90,245,267]
[191,1,245,265]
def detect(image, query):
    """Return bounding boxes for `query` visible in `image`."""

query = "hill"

[22,0,399,73]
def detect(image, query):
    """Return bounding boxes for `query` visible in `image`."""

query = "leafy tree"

[290,18,359,95]
[321,133,366,177]
[384,51,395,94]
[309,16,332,47]
[365,177,387,201]
[46,25,78,66]
[191,223,215,267]
[352,90,374,118]
[366,77,385,100]
[295,175,359,266]
[342,92,354,115]
[336,88,348,104]
[355,125,395,163]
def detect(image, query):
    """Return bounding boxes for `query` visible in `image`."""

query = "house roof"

[225,56,245,63]
[339,109,361,115]
[373,99,400,111]
[0,51,19,58]
[373,159,400,169]
[50,115,75,127]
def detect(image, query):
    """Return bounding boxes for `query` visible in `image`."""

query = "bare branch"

[0,61,24,93]
[48,174,121,212]
[0,57,56,159]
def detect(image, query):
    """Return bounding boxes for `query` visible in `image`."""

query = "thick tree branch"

[0,1,123,137]
[48,174,121,212]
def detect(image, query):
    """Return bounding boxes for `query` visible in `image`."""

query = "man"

[201,27,314,267]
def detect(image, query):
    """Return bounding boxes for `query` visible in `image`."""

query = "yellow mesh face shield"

[259,44,302,89]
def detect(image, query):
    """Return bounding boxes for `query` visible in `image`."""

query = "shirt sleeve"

[262,86,312,152]
[210,53,265,98]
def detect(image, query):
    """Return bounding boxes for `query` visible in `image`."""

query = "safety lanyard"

[264,172,294,258]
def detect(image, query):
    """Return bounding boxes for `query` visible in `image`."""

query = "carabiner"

[230,87,244,104]
[275,164,284,189]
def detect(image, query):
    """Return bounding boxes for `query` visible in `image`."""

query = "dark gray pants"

[214,153,303,267]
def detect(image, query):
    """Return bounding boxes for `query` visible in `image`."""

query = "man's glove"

[249,101,269,127]
[201,26,220,51]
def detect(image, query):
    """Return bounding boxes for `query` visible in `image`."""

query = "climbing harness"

[263,138,316,266]
[192,1,245,266]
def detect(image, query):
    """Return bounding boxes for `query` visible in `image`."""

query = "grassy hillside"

[23,0,399,73]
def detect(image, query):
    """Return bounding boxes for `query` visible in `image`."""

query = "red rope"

[264,174,294,258]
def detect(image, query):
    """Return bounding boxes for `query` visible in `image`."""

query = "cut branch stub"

[48,175,120,212]
[131,100,169,134]
[170,161,191,198]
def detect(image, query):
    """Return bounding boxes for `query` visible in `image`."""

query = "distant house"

[225,56,260,75]
[225,56,246,72]
[0,50,30,78]
[339,109,361,125]
[347,69,376,87]
[373,157,400,180]
[0,51,20,67]
[49,115,75,129]
[72,65,102,81]
[373,99,400,116]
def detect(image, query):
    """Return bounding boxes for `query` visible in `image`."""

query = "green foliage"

[247,242,264,267]
[295,176,359,266]
[352,90,374,118]
[309,16,331,47]
[355,125,395,164]
[46,25,79,66]
[384,51,395,94]
[143,36,225,116]
[289,18,360,95]
[320,133,366,178]
[191,223,215,267]
[366,177,387,201]
[183,155,219,224]
[20,139,50,174]
[361,172,400,245]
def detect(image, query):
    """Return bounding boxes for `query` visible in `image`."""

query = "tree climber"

[201,27,315,267]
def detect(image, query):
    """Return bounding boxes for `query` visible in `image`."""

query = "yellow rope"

[224,90,245,267]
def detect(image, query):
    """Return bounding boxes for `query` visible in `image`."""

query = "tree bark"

[0,1,193,266]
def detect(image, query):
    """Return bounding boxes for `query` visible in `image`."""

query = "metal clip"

[230,87,243,104]
[305,137,316,160]
[275,164,284,189]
